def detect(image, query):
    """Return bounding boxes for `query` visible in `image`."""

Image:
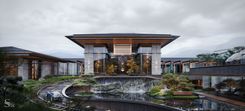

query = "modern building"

[161,57,216,87]
[190,50,245,88]
[0,46,82,80]
[66,33,179,75]
[161,57,216,74]
[3,33,239,89]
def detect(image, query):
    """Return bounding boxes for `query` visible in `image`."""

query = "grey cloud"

[0,0,244,58]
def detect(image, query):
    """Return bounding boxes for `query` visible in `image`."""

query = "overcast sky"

[0,0,244,58]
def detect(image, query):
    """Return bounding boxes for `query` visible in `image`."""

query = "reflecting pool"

[74,93,244,111]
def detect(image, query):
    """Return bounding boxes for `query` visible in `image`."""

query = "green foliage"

[0,76,24,109]
[78,92,93,97]
[73,76,96,86]
[149,86,161,96]
[196,46,245,65]
[126,57,139,75]
[23,75,78,94]
[106,64,115,75]
[43,75,55,79]
[0,76,53,110]
[162,73,194,91]
[165,90,174,96]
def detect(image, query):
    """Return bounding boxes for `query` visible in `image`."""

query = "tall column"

[84,45,94,75]
[173,63,176,73]
[18,58,29,80]
[151,45,161,75]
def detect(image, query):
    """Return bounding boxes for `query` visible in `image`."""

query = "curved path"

[37,81,73,110]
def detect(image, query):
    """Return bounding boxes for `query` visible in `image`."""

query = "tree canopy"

[196,46,245,65]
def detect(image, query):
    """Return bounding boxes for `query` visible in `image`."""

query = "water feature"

[93,76,159,94]
[68,76,244,111]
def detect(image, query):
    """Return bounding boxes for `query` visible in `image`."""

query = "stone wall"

[84,45,94,74]
[151,45,161,75]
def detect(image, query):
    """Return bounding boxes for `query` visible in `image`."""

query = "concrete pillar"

[164,63,167,73]
[68,63,77,75]
[41,61,51,78]
[182,63,185,73]
[54,62,58,75]
[84,45,94,75]
[151,45,161,75]
[202,76,211,88]
[18,59,29,81]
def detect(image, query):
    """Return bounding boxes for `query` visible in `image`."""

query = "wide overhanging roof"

[66,33,179,52]
[0,46,69,62]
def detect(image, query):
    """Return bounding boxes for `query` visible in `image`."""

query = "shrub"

[73,76,96,86]
[23,75,78,94]
[149,86,161,96]
[162,73,194,91]
[165,90,174,96]
[43,75,55,79]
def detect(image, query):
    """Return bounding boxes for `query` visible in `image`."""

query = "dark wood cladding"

[189,65,245,76]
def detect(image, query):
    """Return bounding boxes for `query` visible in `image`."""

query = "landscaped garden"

[148,73,197,99]
[1,73,245,111]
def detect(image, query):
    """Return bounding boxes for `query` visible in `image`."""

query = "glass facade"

[93,47,108,74]
[138,47,152,75]
[88,46,155,75]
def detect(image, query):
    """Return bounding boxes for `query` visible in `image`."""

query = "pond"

[73,93,244,111]
[68,76,244,111]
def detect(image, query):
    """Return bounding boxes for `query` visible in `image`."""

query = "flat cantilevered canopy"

[66,33,179,52]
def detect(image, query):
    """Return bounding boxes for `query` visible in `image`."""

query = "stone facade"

[151,45,161,75]
[84,45,94,75]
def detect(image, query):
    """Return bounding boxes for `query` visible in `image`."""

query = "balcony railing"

[189,64,245,76]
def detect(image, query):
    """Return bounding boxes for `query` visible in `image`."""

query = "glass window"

[93,47,107,74]
[138,47,152,53]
